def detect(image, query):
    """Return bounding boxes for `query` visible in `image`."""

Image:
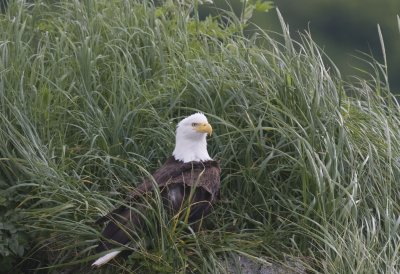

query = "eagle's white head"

[172,113,213,163]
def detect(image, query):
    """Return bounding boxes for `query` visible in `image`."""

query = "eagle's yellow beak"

[194,123,213,136]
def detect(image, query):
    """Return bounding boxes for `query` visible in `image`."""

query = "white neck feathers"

[172,132,211,163]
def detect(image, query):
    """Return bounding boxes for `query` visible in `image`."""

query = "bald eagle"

[92,113,221,267]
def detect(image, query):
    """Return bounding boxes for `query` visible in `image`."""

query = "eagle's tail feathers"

[91,250,122,267]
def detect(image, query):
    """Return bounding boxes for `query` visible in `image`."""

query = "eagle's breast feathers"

[134,157,220,200]
[96,156,220,225]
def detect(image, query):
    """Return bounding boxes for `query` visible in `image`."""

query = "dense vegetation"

[1,0,399,273]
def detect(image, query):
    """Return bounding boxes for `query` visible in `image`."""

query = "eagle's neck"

[172,133,211,163]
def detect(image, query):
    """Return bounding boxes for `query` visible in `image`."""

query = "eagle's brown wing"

[95,157,220,252]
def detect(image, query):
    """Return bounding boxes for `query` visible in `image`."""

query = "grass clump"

[0,0,399,273]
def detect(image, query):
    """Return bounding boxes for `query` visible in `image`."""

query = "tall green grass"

[0,0,399,273]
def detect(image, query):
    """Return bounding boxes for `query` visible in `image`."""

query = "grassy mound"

[1,0,399,273]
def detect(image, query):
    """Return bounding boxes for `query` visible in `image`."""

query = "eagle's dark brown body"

[95,156,220,252]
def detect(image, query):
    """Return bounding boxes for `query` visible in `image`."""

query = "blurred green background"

[208,0,400,92]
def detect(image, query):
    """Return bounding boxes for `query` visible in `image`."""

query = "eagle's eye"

[191,123,198,127]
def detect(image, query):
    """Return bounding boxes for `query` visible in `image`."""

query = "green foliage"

[240,0,274,25]
[0,0,399,273]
